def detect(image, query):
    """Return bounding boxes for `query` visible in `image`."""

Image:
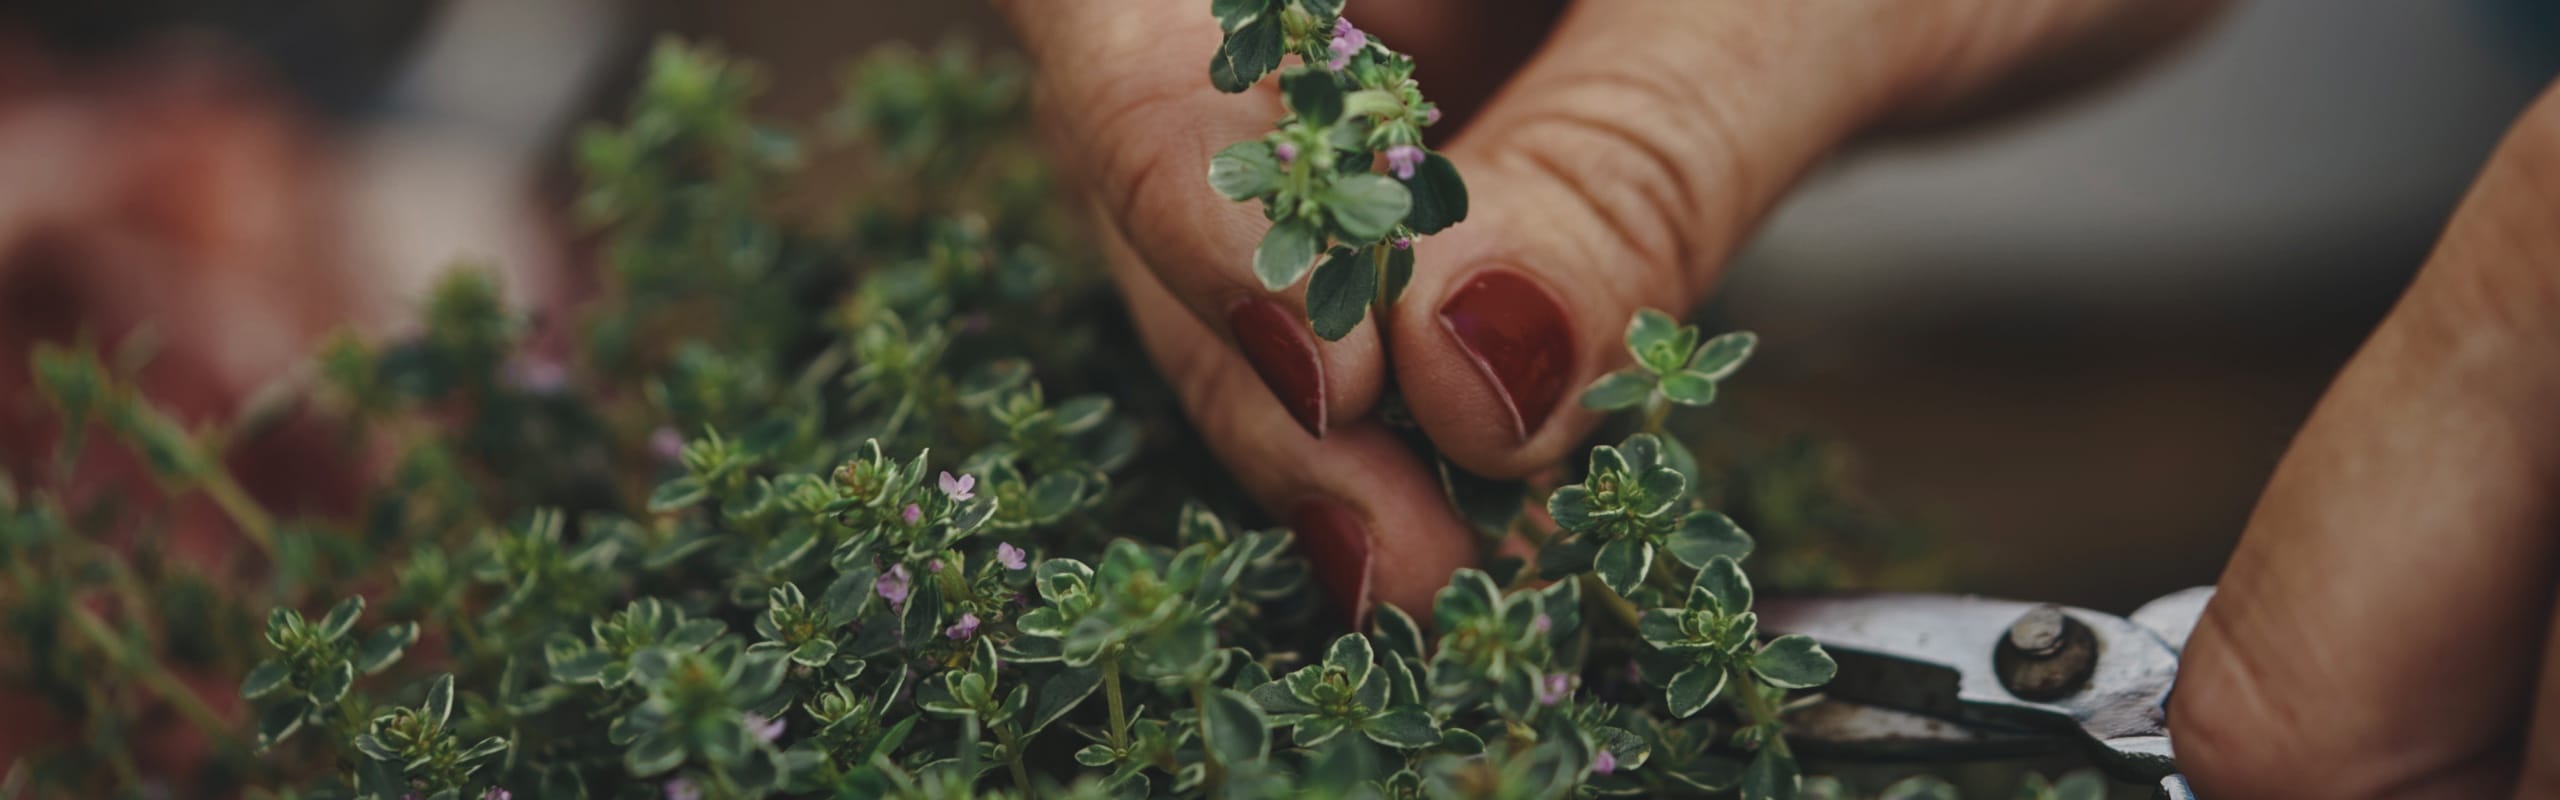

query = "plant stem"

[197,468,278,558]
[1101,651,1129,752]
[68,605,228,738]
[1580,574,1642,632]
[993,723,1035,795]
[1639,395,1671,436]
[1726,664,1792,758]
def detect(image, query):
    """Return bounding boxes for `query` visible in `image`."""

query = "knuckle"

[2171,623,2393,799]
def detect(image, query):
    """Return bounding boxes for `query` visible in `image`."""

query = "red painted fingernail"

[1292,498,1372,624]
[1228,297,1327,437]
[1436,268,1573,440]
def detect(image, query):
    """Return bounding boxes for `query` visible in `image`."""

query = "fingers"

[1390,0,2224,477]
[998,0,1389,437]
[2171,81,2560,799]
[1097,215,1478,619]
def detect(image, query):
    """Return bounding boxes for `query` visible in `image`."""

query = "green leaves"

[1594,538,1654,596]
[1304,248,1377,340]
[1665,664,1726,718]
[1281,70,1344,126]
[1581,308,1758,414]
[1255,218,1324,290]
[1322,174,1413,242]
[1400,152,1468,234]
[1752,635,1838,689]
[1209,142,1283,200]
[1200,688,1271,765]
[1209,14,1285,92]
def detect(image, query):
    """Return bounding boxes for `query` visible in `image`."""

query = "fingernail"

[1292,497,1372,624]
[1436,268,1573,440]
[1228,297,1327,437]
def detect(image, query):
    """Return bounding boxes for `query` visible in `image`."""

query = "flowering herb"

[1204,0,1468,340]
[0,27,2002,800]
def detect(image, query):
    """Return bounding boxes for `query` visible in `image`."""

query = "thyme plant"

[1,20,2060,800]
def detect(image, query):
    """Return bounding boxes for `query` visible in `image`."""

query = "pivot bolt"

[1995,604,2098,701]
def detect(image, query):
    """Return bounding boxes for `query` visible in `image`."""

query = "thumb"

[1390,0,2222,477]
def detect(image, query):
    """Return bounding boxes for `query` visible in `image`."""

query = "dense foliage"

[1,17,2106,800]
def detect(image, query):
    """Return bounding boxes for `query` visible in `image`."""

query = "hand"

[995,0,2219,617]
[2173,79,2560,798]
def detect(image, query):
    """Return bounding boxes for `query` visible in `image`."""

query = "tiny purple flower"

[939,470,976,502]
[1592,750,1618,775]
[929,558,945,574]
[1383,145,1425,180]
[1538,672,1573,706]
[1273,142,1298,165]
[1531,613,1552,633]
[483,788,512,800]
[649,427,685,463]
[901,503,923,526]
[1327,17,1367,70]
[1424,106,1443,125]
[997,542,1028,570]
[877,564,912,608]
[665,778,702,800]
[945,612,981,640]
[745,712,786,743]
[1391,236,1413,251]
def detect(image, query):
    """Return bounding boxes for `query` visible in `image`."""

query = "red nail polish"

[1292,498,1372,624]
[1227,298,1327,437]
[1436,268,1573,440]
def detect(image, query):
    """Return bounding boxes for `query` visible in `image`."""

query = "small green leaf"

[1305,248,1377,341]
[1580,370,1654,411]
[241,661,289,700]
[789,638,838,668]
[316,596,364,641]
[1208,142,1283,201]
[1690,331,1758,380]
[255,701,305,752]
[1325,634,1375,692]
[1074,743,1119,767]
[1254,218,1324,290]
[1380,245,1415,306]
[1637,609,1691,651]
[1693,556,1753,614]
[2047,771,2108,800]
[1659,371,1718,406]
[1281,70,1345,126]
[1200,688,1271,766]
[1625,310,1682,360]
[1321,174,1412,242]
[1360,706,1439,749]
[626,729,687,776]
[1533,535,1599,580]
[1664,663,1724,718]
[355,622,420,674]
[1209,17,1285,93]
[1546,485,1595,532]
[1741,748,1801,800]
[1400,153,1467,234]
[1028,666,1102,735]
[1210,0,1269,33]
[648,476,707,512]
[424,673,456,726]
[1752,635,1837,689]
[310,660,354,704]
[1593,538,1652,597]
[1370,604,1426,662]
[1665,511,1753,568]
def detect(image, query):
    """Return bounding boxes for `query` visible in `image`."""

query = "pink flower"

[745,712,786,743]
[945,612,981,640]
[1424,106,1443,125]
[649,427,685,462]
[902,503,922,526]
[482,791,512,800]
[1274,142,1298,165]
[502,356,568,395]
[939,470,976,502]
[1531,613,1552,634]
[997,543,1028,570]
[1592,750,1618,775]
[1326,17,1367,70]
[665,778,702,800]
[1383,145,1425,180]
[1538,672,1573,706]
[877,564,912,608]
[929,559,944,574]
[1391,236,1413,251]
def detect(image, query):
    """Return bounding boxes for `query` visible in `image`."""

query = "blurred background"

[1,0,2553,612]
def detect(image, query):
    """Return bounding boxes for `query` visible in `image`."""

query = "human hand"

[2173,79,2560,799]
[996,0,2220,617]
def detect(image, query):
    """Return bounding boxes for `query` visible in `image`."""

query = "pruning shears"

[1756,586,2217,799]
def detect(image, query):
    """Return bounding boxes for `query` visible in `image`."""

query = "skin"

[1000,1,2560,796]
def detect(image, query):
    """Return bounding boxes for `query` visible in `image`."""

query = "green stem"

[993,723,1035,795]
[1639,395,1671,437]
[1580,574,1642,632]
[68,606,228,738]
[1727,664,1792,758]
[197,468,278,558]
[1102,651,1129,752]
